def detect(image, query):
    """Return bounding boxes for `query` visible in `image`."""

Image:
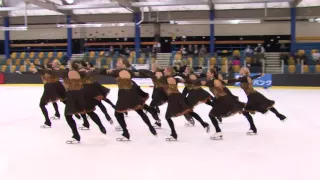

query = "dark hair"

[118,57,131,68]
[80,60,87,67]
[71,60,80,70]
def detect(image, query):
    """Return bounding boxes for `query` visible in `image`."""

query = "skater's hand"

[107,69,114,73]
[201,81,206,85]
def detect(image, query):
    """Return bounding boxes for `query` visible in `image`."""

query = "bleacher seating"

[283,47,320,73]
[170,50,246,73]
[0,51,67,73]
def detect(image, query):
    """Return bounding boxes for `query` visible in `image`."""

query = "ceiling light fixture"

[171,19,261,25]
[57,23,135,28]
[0,26,28,31]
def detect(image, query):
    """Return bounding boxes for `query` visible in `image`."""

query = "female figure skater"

[77,61,114,130]
[162,66,210,141]
[134,63,168,128]
[187,68,245,140]
[27,60,66,128]
[225,67,287,135]
[100,57,157,141]
[35,61,107,144]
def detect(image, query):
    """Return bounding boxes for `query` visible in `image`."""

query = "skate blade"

[50,117,60,120]
[79,127,90,130]
[116,138,130,141]
[66,140,80,144]
[166,138,178,141]
[246,132,258,136]
[40,125,51,128]
[210,136,223,140]
[184,124,195,127]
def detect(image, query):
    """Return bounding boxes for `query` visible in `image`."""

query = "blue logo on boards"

[233,73,272,88]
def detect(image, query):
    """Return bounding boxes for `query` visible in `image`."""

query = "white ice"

[0,85,319,180]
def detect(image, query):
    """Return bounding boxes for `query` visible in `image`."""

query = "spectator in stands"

[244,45,253,57]
[187,45,193,57]
[125,47,130,56]
[295,51,308,65]
[193,44,199,56]
[145,46,151,59]
[180,45,187,58]
[255,44,265,54]
[312,51,320,64]
[109,46,115,57]
[119,45,125,55]
[152,45,157,58]
[199,45,207,57]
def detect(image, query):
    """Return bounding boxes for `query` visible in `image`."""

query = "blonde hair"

[52,59,61,66]
[242,67,250,76]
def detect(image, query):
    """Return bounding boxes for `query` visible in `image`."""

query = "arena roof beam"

[57,3,121,10]
[290,0,303,7]
[24,0,66,14]
[131,0,294,7]
[114,0,139,12]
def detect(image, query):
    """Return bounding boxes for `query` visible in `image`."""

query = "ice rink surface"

[0,85,319,180]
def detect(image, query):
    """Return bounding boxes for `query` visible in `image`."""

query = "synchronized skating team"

[18,57,287,144]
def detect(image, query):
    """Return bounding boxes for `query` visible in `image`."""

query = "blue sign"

[234,73,272,88]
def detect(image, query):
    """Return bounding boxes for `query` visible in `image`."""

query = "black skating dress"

[37,68,66,105]
[43,69,97,115]
[202,79,244,118]
[131,80,149,103]
[82,69,110,104]
[181,74,212,108]
[164,76,192,119]
[101,69,146,113]
[138,69,168,107]
[231,75,275,114]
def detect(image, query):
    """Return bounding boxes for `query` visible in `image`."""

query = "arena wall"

[1,73,320,88]
[0,22,320,40]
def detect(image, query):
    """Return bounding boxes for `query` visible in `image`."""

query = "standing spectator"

[244,45,253,57]
[109,46,115,57]
[119,45,125,55]
[193,44,199,56]
[180,45,187,58]
[187,45,193,57]
[145,46,151,59]
[125,47,130,57]
[199,45,207,57]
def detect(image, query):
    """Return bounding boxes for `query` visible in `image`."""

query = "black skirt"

[40,82,66,105]
[245,92,275,114]
[186,88,211,108]
[150,87,168,107]
[132,80,149,103]
[65,89,95,115]
[165,93,192,119]
[92,82,110,98]
[210,95,244,118]
[82,83,104,111]
[224,87,239,101]
[115,88,145,113]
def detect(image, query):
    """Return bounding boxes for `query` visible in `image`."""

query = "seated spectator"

[244,45,253,57]
[312,51,320,65]
[295,50,308,65]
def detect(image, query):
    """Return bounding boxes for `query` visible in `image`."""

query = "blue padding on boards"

[234,73,272,88]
